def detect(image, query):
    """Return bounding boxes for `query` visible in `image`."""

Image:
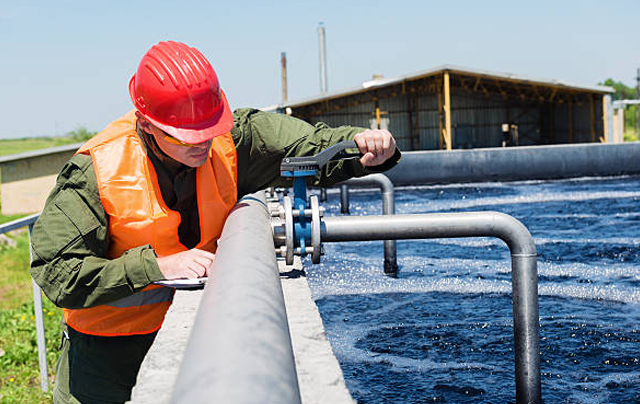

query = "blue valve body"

[281,171,315,253]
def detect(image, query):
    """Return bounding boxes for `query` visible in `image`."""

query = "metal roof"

[275,64,615,110]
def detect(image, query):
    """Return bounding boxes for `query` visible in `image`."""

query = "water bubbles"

[308,176,640,403]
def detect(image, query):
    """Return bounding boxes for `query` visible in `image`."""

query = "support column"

[602,94,612,143]
[443,72,452,150]
[569,98,573,143]
[438,92,443,150]
[590,94,596,143]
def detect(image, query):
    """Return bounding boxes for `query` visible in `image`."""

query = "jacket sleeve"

[232,108,401,198]
[30,154,164,309]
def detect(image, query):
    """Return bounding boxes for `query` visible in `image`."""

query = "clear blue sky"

[1,0,638,139]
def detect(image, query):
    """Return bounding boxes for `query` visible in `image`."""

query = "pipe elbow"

[490,212,537,256]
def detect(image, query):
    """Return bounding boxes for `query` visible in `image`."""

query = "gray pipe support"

[321,211,541,404]
[339,174,398,275]
[171,192,301,404]
[340,184,350,214]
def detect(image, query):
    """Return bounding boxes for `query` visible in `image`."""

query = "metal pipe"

[339,174,398,275]
[171,192,301,404]
[321,212,541,404]
[0,212,40,233]
[384,143,640,186]
[339,184,349,214]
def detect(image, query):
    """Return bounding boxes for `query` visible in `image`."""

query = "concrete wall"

[385,142,640,185]
[0,144,81,215]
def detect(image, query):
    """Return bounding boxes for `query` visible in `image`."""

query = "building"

[272,65,615,151]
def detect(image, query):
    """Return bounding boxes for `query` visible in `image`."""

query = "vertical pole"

[408,92,415,150]
[340,184,349,214]
[636,68,639,136]
[569,98,573,143]
[602,94,608,142]
[29,224,48,392]
[438,92,443,150]
[375,100,381,129]
[443,71,452,150]
[318,23,328,94]
[320,188,327,202]
[281,52,288,104]
[414,93,420,150]
[549,103,555,144]
[590,94,596,143]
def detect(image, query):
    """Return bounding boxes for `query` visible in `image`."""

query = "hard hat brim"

[130,74,234,144]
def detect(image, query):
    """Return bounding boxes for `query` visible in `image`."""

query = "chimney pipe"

[318,23,328,93]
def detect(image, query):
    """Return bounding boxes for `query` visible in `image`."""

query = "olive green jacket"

[30,108,400,309]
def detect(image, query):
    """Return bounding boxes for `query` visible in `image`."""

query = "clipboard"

[152,277,208,290]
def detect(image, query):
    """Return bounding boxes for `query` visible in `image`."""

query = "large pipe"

[339,174,398,275]
[385,143,640,186]
[321,211,541,404]
[171,192,301,404]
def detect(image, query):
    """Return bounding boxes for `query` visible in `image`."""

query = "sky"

[0,0,638,139]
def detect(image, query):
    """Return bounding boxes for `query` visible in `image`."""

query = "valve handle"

[280,140,361,176]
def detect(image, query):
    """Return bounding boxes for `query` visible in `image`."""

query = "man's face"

[138,115,213,167]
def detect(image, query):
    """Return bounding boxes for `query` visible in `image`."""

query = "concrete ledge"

[280,258,355,404]
[129,290,203,403]
[129,257,353,404]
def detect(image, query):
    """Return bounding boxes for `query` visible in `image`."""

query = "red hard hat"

[129,41,233,144]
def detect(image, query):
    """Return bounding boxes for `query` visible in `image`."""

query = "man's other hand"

[156,248,215,280]
[354,129,397,167]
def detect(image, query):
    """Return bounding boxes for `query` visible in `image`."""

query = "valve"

[275,140,360,264]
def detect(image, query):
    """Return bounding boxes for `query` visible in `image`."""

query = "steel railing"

[0,213,48,392]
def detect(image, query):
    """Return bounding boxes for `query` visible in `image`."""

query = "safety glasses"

[162,132,202,147]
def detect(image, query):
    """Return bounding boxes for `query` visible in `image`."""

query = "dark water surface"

[305,176,640,404]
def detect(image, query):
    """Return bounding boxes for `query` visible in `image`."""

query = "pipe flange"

[310,195,321,264]
[283,196,294,265]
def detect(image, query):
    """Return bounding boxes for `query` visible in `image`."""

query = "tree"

[600,78,638,100]
[68,126,96,142]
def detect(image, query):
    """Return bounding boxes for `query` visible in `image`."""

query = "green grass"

[0,137,79,158]
[0,223,60,403]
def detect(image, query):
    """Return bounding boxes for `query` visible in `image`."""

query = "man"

[30,40,400,404]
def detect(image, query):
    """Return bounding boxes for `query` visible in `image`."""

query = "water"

[305,176,640,404]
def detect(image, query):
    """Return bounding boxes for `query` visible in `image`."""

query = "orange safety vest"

[64,110,237,336]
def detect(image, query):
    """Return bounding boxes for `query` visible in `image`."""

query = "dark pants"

[54,324,157,404]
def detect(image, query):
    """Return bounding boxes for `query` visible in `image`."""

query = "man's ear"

[135,111,152,132]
